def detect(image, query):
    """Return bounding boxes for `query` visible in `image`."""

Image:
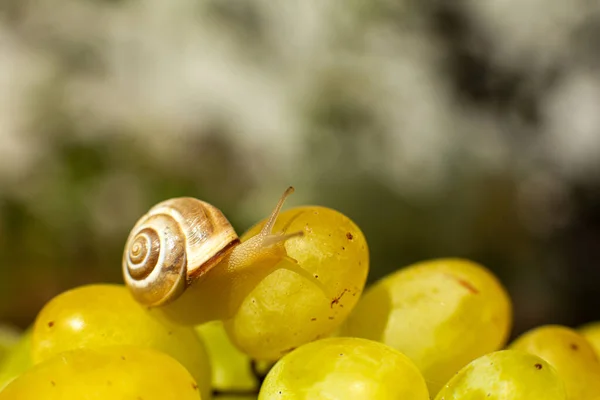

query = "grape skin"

[31,284,212,400]
[224,206,369,361]
[434,350,567,400]
[509,325,600,400]
[195,320,264,393]
[258,337,429,400]
[579,322,600,357]
[0,328,32,391]
[0,346,202,400]
[341,258,512,395]
[215,397,256,400]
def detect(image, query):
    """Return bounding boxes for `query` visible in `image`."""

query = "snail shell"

[122,198,240,307]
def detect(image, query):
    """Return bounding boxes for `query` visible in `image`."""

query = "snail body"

[122,187,304,315]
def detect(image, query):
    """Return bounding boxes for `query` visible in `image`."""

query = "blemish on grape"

[330,289,349,308]
[346,232,353,240]
[570,343,579,351]
[280,347,296,355]
[534,363,542,369]
[446,274,479,294]
[48,321,54,328]
[50,380,56,386]
[191,382,198,390]
[311,317,317,321]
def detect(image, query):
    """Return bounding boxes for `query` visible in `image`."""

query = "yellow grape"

[0,345,202,400]
[0,328,32,391]
[434,350,567,400]
[341,258,512,395]
[258,337,429,400]
[509,324,600,400]
[216,397,256,400]
[224,206,369,360]
[31,284,212,400]
[195,321,263,393]
[579,322,600,357]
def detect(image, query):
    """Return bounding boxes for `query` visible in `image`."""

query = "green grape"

[434,350,567,400]
[195,320,265,393]
[340,258,512,396]
[223,206,369,360]
[215,397,256,400]
[31,284,212,400]
[0,325,20,364]
[579,322,600,357]
[216,397,256,400]
[258,337,429,400]
[0,345,202,399]
[509,324,600,400]
[0,328,32,391]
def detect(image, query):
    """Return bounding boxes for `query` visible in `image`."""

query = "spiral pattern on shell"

[127,228,161,280]
[123,197,240,307]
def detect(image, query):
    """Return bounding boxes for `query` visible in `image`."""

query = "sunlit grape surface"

[0,346,202,400]
[31,284,212,400]
[259,337,429,400]
[434,350,567,400]
[509,325,600,400]
[342,258,512,395]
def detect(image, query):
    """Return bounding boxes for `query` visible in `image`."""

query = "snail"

[122,187,306,309]
[123,186,370,356]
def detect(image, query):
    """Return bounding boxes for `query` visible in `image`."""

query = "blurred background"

[0,0,599,339]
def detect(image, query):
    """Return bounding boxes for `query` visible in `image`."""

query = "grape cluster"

[1,193,600,399]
